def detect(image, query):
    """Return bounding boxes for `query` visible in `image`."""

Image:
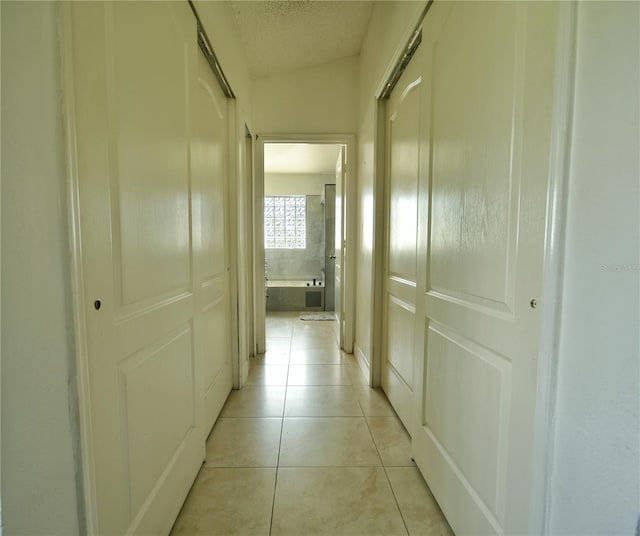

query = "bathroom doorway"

[263,142,340,313]
[255,135,356,352]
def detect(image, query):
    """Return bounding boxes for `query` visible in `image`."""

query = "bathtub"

[266,280,325,311]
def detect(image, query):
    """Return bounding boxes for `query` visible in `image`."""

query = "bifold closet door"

[68,1,231,533]
[191,47,233,434]
[411,2,561,534]
[381,42,427,432]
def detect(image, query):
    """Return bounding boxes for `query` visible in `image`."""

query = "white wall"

[549,2,640,533]
[252,55,358,134]
[265,173,335,197]
[353,1,426,366]
[1,2,81,534]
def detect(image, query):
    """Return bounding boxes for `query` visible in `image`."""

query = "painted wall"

[1,2,81,534]
[549,2,640,533]
[353,1,426,365]
[252,55,358,134]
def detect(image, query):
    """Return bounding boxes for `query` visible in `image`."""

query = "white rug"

[299,312,336,321]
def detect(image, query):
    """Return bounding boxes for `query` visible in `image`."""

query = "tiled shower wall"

[265,195,324,282]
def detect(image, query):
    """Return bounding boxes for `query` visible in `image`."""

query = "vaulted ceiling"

[229,1,374,78]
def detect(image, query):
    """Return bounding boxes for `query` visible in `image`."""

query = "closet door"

[192,46,232,433]
[67,2,229,533]
[412,2,561,534]
[381,43,427,432]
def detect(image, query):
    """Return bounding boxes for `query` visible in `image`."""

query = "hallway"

[170,312,453,535]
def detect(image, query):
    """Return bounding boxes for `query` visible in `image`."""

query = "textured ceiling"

[230,1,374,78]
[265,143,342,174]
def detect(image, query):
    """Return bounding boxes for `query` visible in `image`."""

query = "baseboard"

[353,342,371,384]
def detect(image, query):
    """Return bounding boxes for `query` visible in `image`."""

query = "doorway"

[255,135,356,352]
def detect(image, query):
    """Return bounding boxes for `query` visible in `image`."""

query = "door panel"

[68,2,231,533]
[411,2,560,534]
[381,45,425,431]
[387,86,420,283]
[386,296,416,389]
[423,323,510,514]
[122,325,194,513]
[428,0,520,312]
[111,3,192,306]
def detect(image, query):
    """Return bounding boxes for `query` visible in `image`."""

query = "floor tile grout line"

[362,415,411,536]
[362,411,386,467]
[199,463,418,469]
[383,465,411,536]
[267,317,293,536]
[266,463,387,468]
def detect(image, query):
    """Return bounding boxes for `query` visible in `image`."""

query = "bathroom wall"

[265,195,324,282]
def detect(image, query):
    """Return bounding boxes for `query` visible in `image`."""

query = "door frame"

[368,2,577,533]
[255,133,356,352]
[228,102,257,389]
[59,4,99,529]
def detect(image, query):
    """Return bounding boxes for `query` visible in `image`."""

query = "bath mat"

[299,312,336,321]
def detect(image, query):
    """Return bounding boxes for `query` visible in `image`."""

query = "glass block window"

[264,196,306,249]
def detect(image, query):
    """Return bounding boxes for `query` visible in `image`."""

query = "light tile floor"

[172,312,453,536]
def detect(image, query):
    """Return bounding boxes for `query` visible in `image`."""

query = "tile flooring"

[171,312,453,535]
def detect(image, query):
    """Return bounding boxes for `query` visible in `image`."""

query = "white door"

[192,48,233,433]
[334,147,345,345]
[411,2,562,534]
[380,43,426,432]
[67,2,231,533]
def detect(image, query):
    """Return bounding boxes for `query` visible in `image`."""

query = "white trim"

[253,138,266,355]
[1,0,3,529]
[256,133,357,352]
[227,99,241,389]
[529,3,577,533]
[242,123,256,385]
[58,3,97,532]
[353,342,371,381]
[370,98,387,388]
[227,101,255,389]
